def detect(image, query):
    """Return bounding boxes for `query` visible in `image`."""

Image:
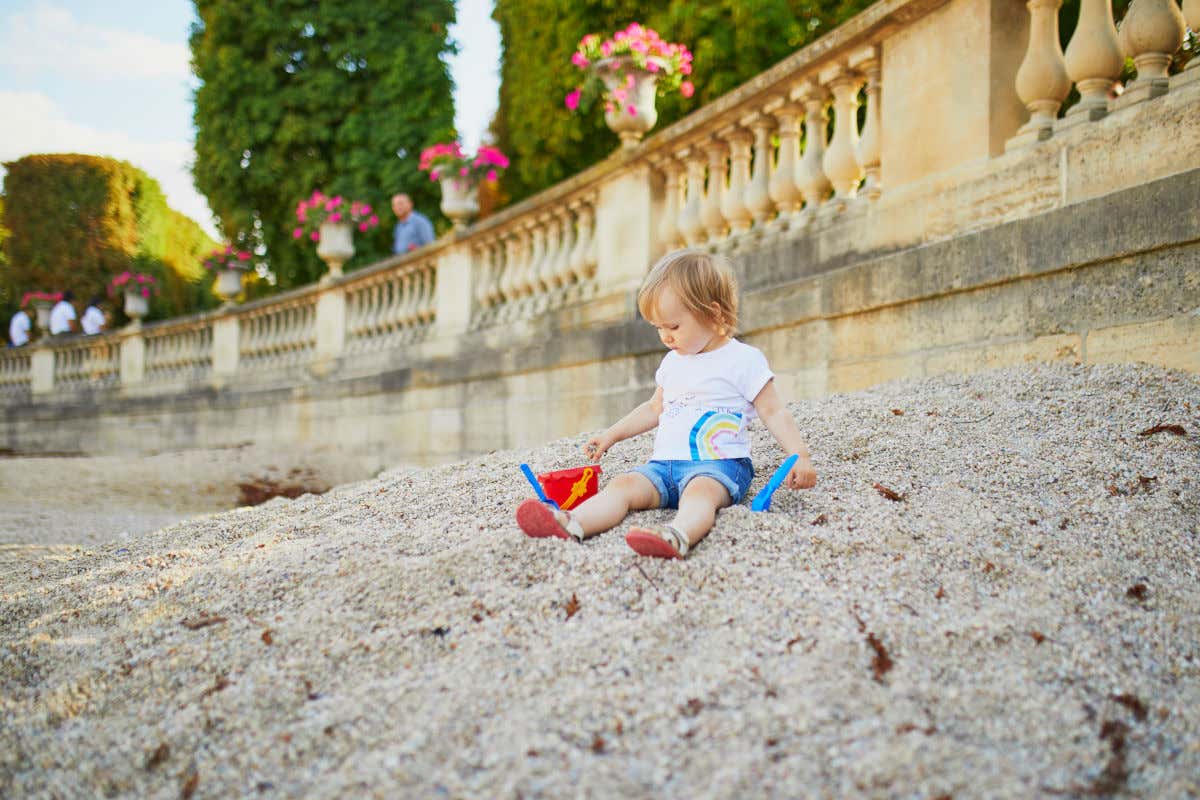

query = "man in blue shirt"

[391,193,435,255]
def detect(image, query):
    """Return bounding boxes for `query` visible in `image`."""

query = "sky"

[0,0,501,239]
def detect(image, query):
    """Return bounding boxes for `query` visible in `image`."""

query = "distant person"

[81,295,106,336]
[391,193,434,255]
[49,290,77,336]
[8,308,31,347]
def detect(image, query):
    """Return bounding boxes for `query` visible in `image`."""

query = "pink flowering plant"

[107,272,158,299]
[293,191,381,243]
[202,246,254,272]
[20,291,63,308]
[565,23,695,116]
[418,142,510,184]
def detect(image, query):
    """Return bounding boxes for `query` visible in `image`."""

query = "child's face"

[647,287,724,355]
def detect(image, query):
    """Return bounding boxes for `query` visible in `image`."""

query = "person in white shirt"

[48,291,77,336]
[516,248,819,559]
[81,295,106,336]
[8,309,31,347]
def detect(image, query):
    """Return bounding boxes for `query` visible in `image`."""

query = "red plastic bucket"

[537,464,602,510]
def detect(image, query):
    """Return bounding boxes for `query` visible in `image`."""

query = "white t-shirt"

[49,300,76,334]
[9,310,30,346]
[651,339,775,461]
[81,306,105,335]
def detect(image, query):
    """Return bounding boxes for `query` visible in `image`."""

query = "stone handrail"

[4,0,1196,405]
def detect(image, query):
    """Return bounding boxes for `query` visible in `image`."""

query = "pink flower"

[310,231,320,242]
[565,88,581,110]
[626,73,635,88]
[486,169,497,182]
[680,80,695,98]
[368,215,379,225]
[612,88,627,102]
[329,212,342,222]
[293,227,303,239]
[600,41,613,57]
[361,205,371,215]
[681,62,692,75]
[238,251,250,260]
[646,60,659,72]
[571,52,588,68]
[628,104,637,116]
[430,170,439,181]
[325,200,336,211]
[460,166,469,176]
[359,222,369,232]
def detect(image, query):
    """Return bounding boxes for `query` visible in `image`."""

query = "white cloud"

[0,2,191,81]
[0,90,218,238]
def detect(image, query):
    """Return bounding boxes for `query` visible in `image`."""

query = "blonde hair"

[637,249,739,335]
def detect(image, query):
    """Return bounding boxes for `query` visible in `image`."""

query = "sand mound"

[2,363,1198,798]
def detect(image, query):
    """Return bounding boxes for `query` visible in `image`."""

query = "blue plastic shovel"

[750,454,799,512]
[519,463,560,509]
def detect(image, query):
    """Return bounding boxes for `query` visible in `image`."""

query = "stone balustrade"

[2,0,1196,410]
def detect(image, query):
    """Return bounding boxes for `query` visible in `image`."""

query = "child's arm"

[752,380,817,489]
[584,387,664,460]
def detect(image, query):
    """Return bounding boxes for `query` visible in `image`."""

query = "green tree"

[491,0,875,204]
[2,154,219,323]
[190,0,458,290]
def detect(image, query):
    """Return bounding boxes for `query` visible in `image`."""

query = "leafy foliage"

[190,0,457,290]
[1,154,219,326]
[491,0,875,204]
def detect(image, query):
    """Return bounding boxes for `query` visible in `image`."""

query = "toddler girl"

[516,248,817,558]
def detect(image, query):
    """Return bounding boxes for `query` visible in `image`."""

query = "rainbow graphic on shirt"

[688,411,744,460]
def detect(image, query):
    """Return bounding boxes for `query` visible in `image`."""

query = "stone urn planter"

[439,175,480,230]
[32,301,53,334]
[597,57,662,148]
[316,221,354,278]
[123,289,149,324]
[215,268,245,303]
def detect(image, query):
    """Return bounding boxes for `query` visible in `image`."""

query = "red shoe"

[516,498,572,540]
[625,525,689,559]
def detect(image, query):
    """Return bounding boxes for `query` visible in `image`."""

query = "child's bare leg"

[670,477,732,548]
[570,473,659,538]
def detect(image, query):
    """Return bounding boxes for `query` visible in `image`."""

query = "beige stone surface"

[1086,314,1200,372]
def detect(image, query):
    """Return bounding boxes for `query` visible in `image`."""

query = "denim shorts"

[628,458,755,509]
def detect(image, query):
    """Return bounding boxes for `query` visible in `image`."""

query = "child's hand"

[583,435,612,462]
[785,457,817,490]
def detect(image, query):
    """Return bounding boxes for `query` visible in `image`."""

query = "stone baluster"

[850,46,883,200]
[552,207,575,287]
[569,201,595,282]
[793,81,832,215]
[701,138,730,243]
[1008,0,1071,148]
[542,213,563,290]
[475,241,495,308]
[1117,0,1187,104]
[512,225,534,297]
[766,98,805,221]
[527,218,548,294]
[720,126,754,235]
[742,114,775,228]
[499,232,519,301]
[820,64,865,209]
[677,147,707,247]
[1061,0,1124,123]
[585,199,599,279]
[656,157,685,250]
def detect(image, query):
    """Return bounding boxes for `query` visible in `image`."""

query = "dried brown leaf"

[180,770,199,799]
[145,743,170,770]
[564,593,580,620]
[590,734,605,753]
[681,698,704,717]
[261,630,273,646]
[1112,693,1148,721]
[866,632,894,681]
[891,409,905,416]
[810,513,828,526]
[1030,631,1047,645]
[1126,583,1148,601]
[873,483,905,502]
[935,586,946,600]
[180,613,226,630]
[1138,424,1185,437]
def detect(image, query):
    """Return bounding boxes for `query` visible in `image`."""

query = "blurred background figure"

[49,291,78,336]
[81,295,107,336]
[8,308,31,347]
[391,193,434,255]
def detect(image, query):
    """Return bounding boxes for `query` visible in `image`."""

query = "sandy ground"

[0,446,386,548]
[1,363,1198,798]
